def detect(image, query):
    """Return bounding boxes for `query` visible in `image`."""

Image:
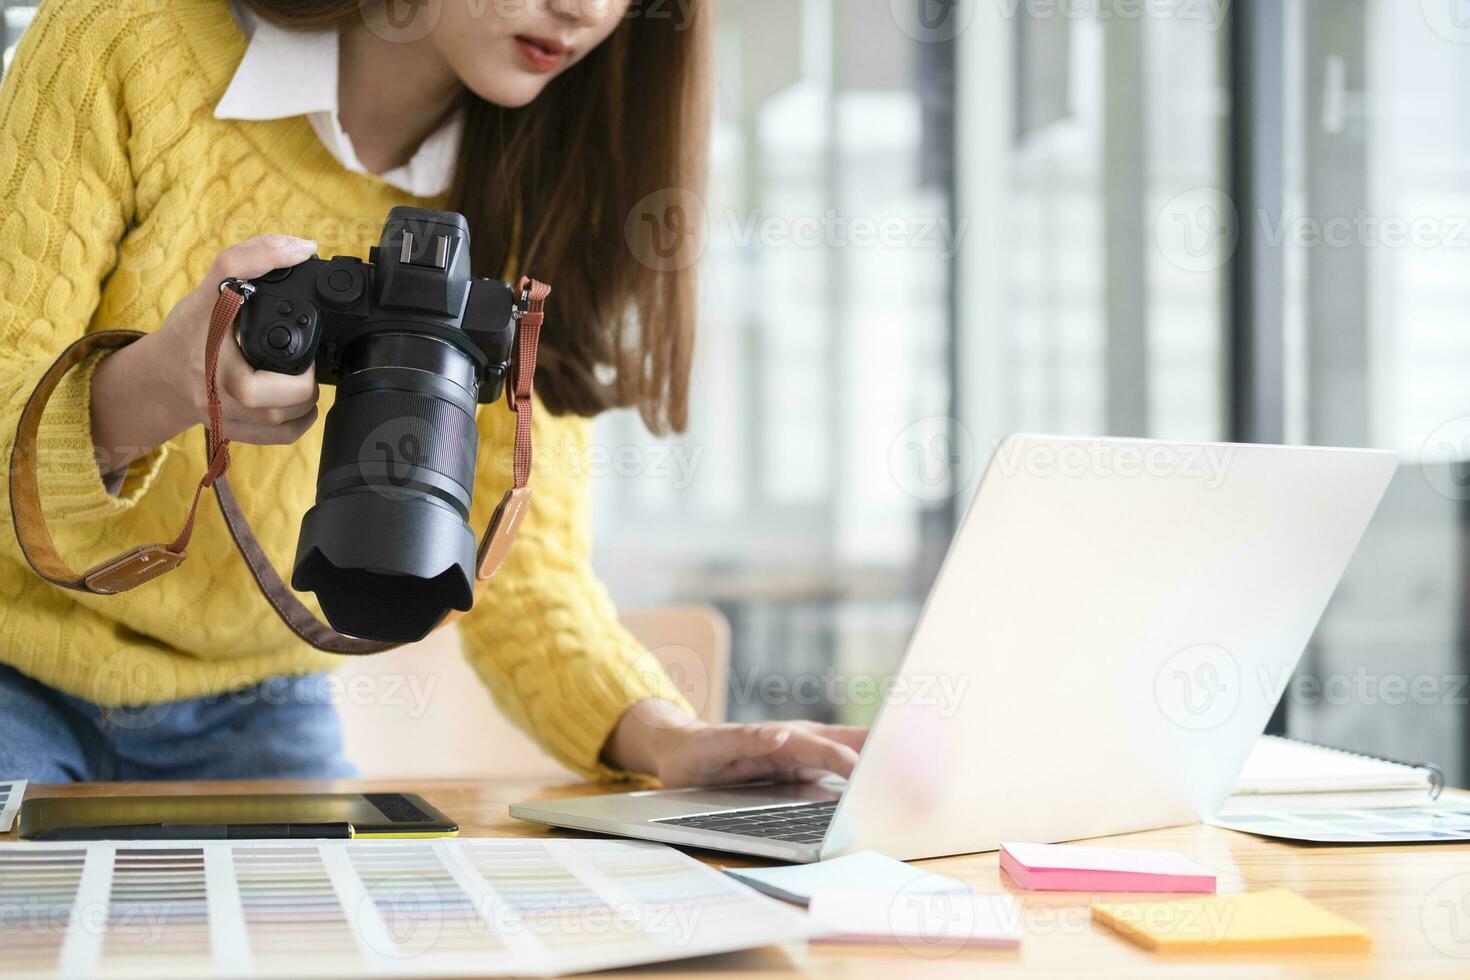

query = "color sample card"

[999,842,1216,893]
[0,838,815,978]
[104,847,214,974]
[235,845,366,976]
[1210,797,1470,843]
[0,847,85,975]
[1092,889,1372,953]
[0,779,26,832]
[723,850,969,906]
[809,891,1021,949]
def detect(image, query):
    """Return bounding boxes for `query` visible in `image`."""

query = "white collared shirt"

[214,3,461,197]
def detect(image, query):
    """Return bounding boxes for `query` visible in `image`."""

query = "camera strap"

[8,277,550,655]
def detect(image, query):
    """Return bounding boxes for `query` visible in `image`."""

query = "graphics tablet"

[19,791,457,841]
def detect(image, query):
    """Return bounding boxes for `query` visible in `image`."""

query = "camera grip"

[235,291,323,375]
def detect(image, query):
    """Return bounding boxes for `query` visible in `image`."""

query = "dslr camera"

[235,207,524,642]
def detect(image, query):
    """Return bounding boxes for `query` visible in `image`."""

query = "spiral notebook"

[1222,735,1442,813]
[1212,736,1457,843]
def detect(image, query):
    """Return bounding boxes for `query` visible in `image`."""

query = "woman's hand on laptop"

[604,698,867,788]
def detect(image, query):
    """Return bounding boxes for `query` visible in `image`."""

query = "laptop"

[511,436,1397,863]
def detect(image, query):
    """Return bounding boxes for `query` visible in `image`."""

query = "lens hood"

[291,491,477,642]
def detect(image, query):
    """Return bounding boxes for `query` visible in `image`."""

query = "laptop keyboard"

[656,800,838,843]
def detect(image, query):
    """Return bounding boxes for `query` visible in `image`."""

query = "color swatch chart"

[0,838,813,978]
[0,780,25,833]
[1211,797,1470,843]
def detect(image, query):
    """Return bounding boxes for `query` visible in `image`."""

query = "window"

[1279,0,1470,779]
[1,3,38,75]
[955,2,1229,453]
[590,0,956,724]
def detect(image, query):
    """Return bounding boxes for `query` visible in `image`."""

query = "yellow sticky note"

[1092,889,1371,954]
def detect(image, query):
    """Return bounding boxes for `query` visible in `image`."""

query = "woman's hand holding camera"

[91,235,323,474]
[94,236,869,795]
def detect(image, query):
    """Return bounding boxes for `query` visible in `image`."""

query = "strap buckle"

[505,286,533,413]
[218,278,257,300]
[82,544,186,594]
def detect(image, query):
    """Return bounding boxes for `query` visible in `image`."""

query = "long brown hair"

[242,0,710,432]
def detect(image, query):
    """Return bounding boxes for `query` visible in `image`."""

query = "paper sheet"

[0,838,816,978]
[0,780,25,833]
[809,891,1021,948]
[722,850,969,906]
[1210,797,1470,843]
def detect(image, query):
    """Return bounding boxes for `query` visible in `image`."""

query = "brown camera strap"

[7,277,548,654]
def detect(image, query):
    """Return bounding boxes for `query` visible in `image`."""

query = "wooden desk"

[12,778,1470,978]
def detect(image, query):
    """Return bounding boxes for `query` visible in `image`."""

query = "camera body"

[236,208,517,402]
[233,207,523,643]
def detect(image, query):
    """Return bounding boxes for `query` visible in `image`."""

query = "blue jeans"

[0,663,358,782]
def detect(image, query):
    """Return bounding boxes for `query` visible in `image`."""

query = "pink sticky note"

[999,842,1216,893]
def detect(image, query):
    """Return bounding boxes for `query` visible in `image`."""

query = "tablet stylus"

[74,822,355,840]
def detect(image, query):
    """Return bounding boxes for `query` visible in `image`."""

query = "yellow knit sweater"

[0,0,686,779]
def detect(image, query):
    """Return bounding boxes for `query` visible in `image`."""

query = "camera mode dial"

[315,256,367,310]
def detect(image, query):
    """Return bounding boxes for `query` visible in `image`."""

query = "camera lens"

[291,330,482,642]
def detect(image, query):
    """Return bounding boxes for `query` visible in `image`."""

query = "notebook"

[1222,735,1441,813]
[1092,889,1371,953]
[722,850,969,906]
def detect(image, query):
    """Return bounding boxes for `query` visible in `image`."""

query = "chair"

[336,605,730,779]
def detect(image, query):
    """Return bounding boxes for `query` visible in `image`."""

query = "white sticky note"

[723,850,970,906]
[810,890,1022,948]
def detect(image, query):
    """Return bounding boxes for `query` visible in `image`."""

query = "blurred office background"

[5,1,1467,781]
[592,0,1470,784]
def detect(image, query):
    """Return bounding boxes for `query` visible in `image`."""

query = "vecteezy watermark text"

[994,0,1228,31]
[990,438,1234,489]
[729,667,971,718]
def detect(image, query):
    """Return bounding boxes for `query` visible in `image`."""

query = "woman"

[0,0,863,784]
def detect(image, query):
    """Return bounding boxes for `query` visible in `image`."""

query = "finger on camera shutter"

[206,235,317,291]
